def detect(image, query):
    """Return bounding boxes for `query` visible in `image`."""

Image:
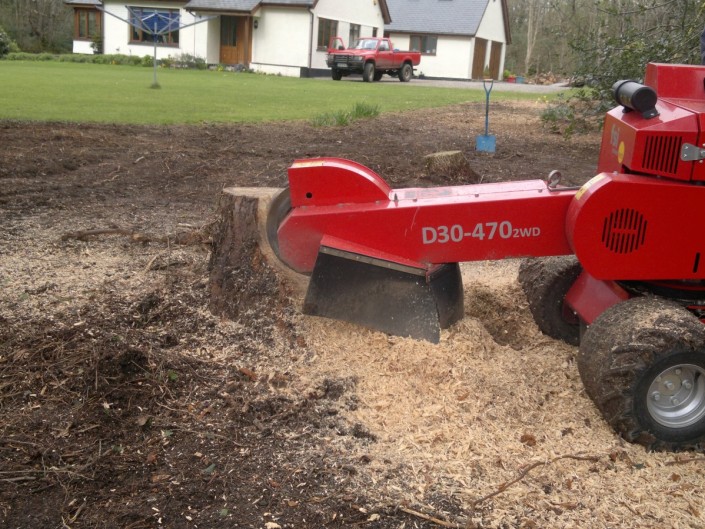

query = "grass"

[0,61,546,125]
[311,101,380,126]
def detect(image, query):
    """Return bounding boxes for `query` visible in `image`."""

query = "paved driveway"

[412,78,569,93]
[321,75,569,93]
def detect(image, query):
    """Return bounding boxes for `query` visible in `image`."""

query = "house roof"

[183,1,314,13]
[385,0,510,42]
[183,0,391,23]
[64,0,184,4]
[64,0,315,8]
[183,0,260,12]
[64,0,392,24]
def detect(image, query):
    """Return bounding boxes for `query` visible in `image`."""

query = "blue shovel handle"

[483,79,493,135]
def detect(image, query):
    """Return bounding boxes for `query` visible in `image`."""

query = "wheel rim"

[646,364,705,429]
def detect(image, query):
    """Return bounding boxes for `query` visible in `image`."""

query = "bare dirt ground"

[2,101,704,529]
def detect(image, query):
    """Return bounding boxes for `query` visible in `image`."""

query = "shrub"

[2,51,181,69]
[109,54,132,65]
[0,26,21,57]
[569,10,701,115]
[6,52,37,61]
[57,54,91,63]
[0,27,11,57]
[540,87,609,137]
[90,35,103,54]
[171,53,207,70]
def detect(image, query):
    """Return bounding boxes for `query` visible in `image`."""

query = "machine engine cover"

[598,64,705,183]
[598,104,698,182]
[566,172,705,281]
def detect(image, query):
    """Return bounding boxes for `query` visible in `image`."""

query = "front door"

[489,41,502,80]
[472,38,488,79]
[220,16,249,65]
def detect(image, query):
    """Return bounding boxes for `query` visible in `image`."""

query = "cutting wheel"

[265,187,293,270]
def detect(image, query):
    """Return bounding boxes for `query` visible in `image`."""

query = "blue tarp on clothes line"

[128,7,180,34]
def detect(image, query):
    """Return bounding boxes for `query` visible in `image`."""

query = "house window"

[349,24,360,47]
[317,18,338,50]
[410,35,437,55]
[221,16,237,46]
[74,8,101,40]
[128,7,180,46]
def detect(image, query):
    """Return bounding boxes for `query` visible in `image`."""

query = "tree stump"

[208,187,306,324]
[423,150,482,183]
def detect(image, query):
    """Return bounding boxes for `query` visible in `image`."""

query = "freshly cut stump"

[208,187,306,322]
[423,151,481,183]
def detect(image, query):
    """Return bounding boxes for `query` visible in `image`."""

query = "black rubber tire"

[578,297,705,449]
[362,62,375,83]
[398,63,412,82]
[373,71,383,81]
[518,256,582,345]
[331,68,343,81]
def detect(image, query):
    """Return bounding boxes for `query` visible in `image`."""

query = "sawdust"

[287,260,705,528]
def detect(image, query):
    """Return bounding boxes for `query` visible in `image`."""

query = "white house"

[65,0,392,77]
[66,0,103,54]
[384,0,511,80]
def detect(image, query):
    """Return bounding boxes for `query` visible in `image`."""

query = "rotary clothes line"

[96,6,216,88]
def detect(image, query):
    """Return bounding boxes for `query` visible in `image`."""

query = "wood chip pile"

[284,261,705,528]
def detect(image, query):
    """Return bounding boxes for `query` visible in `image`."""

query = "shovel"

[475,79,496,153]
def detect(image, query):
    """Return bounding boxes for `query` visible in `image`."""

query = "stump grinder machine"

[264,63,705,449]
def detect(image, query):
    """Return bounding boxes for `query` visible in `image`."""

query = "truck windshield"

[352,39,378,50]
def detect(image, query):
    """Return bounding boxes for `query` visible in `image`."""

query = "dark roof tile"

[385,0,489,36]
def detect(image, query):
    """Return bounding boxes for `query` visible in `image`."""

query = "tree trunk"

[208,187,305,322]
[525,0,544,75]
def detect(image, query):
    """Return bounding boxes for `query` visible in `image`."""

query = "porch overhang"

[184,0,258,14]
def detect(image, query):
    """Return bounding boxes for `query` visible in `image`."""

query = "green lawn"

[0,61,544,125]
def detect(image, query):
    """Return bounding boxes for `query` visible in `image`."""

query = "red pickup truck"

[326,37,421,82]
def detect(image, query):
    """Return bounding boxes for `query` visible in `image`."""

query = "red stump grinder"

[265,63,705,450]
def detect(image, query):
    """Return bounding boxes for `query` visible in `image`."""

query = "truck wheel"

[331,68,343,81]
[518,256,582,345]
[398,63,412,82]
[373,71,383,81]
[578,297,705,449]
[363,63,375,83]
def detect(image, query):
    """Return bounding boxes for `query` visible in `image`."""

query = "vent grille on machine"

[642,135,682,176]
[602,209,647,254]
